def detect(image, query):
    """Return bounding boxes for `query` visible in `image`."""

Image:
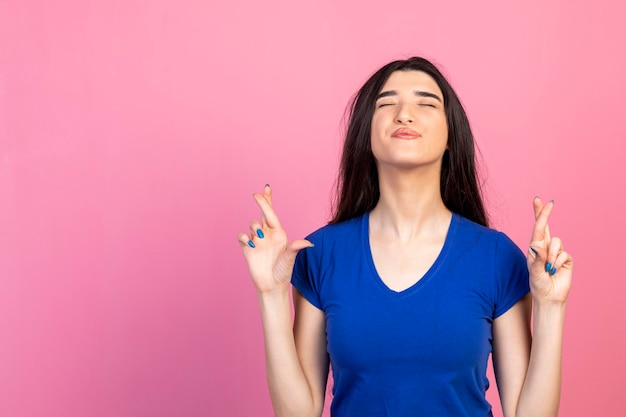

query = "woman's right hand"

[238,185,313,295]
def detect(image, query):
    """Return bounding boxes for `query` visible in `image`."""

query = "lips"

[391,128,421,139]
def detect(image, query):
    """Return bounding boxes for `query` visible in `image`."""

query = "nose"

[395,103,414,124]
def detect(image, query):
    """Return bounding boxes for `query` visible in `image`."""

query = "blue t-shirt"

[291,212,530,417]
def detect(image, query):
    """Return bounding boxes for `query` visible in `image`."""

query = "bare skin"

[238,70,573,417]
[238,185,327,417]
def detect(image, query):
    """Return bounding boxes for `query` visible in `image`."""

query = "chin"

[376,155,443,171]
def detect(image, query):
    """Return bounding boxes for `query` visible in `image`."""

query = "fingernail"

[545,262,552,272]
[256,229,264,239]
[550,266,557,276]
[265,184,270,188]
[247,240,255,248]
[529,247,538,255]
[549,199,555,204]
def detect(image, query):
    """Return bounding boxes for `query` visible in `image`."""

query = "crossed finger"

[238,185,281,249]
[530,198,554,244]
[253,184,280,229]
[533,197,551,242]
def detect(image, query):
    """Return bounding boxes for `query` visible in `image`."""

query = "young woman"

[238,57,573,417]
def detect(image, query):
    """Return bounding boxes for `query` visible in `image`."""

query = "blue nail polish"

[545,262,552,272]
[550,266,557,276]
[256,229,264,239]
[530,247,538,255]
[247,240,255,248]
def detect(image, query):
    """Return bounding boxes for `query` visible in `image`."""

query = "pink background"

[1,1,624,416]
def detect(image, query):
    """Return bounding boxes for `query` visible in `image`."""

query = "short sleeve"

[291,234,323,310]
[493,232,530,318]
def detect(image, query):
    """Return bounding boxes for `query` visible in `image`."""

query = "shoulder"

[304,214,366,246]
[292,214,368,297]
[452,214,529,314]
[294,214,367,270]
[453,213,506,240]
[451,213,525,258]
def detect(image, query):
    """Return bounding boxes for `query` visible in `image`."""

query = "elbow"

[272,399,324,417]
[275,408,323,417]
[515,403,560,417]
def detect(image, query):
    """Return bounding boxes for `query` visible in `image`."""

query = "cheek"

[370,117,385,150]
[425,116,448,145]
[370,113,384,133]
[370,133,383,159]
[369,133,388,163]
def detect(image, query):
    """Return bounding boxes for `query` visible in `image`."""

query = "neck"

[370,165,451,241]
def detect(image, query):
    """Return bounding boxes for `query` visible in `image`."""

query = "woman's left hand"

[527,197,574,305]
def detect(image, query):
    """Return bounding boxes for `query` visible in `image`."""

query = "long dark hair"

[330,57,488,227]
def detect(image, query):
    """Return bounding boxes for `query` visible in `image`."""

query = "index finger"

[259,184,273,226]
[531,200,554,243]
[264,184,272,205]
[533,197,551,241]
[253,192,281,229]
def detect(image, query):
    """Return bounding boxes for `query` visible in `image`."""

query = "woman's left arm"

[493,198,573,417]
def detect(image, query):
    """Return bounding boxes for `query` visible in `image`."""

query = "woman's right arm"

[239,185,329,417]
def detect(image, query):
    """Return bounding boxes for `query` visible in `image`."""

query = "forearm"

[516,302,566,417]
[258,290,321,417]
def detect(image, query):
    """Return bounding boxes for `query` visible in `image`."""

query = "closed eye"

[419,103,437,108]
[377,102,395,108]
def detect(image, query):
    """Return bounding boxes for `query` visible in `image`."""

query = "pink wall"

[1,1,624,416]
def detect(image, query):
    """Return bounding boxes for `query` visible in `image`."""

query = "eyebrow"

[375,90,443,103]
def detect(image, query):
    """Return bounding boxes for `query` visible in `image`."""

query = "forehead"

[379,70,443,96]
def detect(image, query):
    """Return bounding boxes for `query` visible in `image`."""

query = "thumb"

[527,245,547,277]
[286,239,314,258]
[274,239,314,281]
[282,239,314,263]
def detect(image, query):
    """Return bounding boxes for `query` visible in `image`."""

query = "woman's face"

[370,70,448,172]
